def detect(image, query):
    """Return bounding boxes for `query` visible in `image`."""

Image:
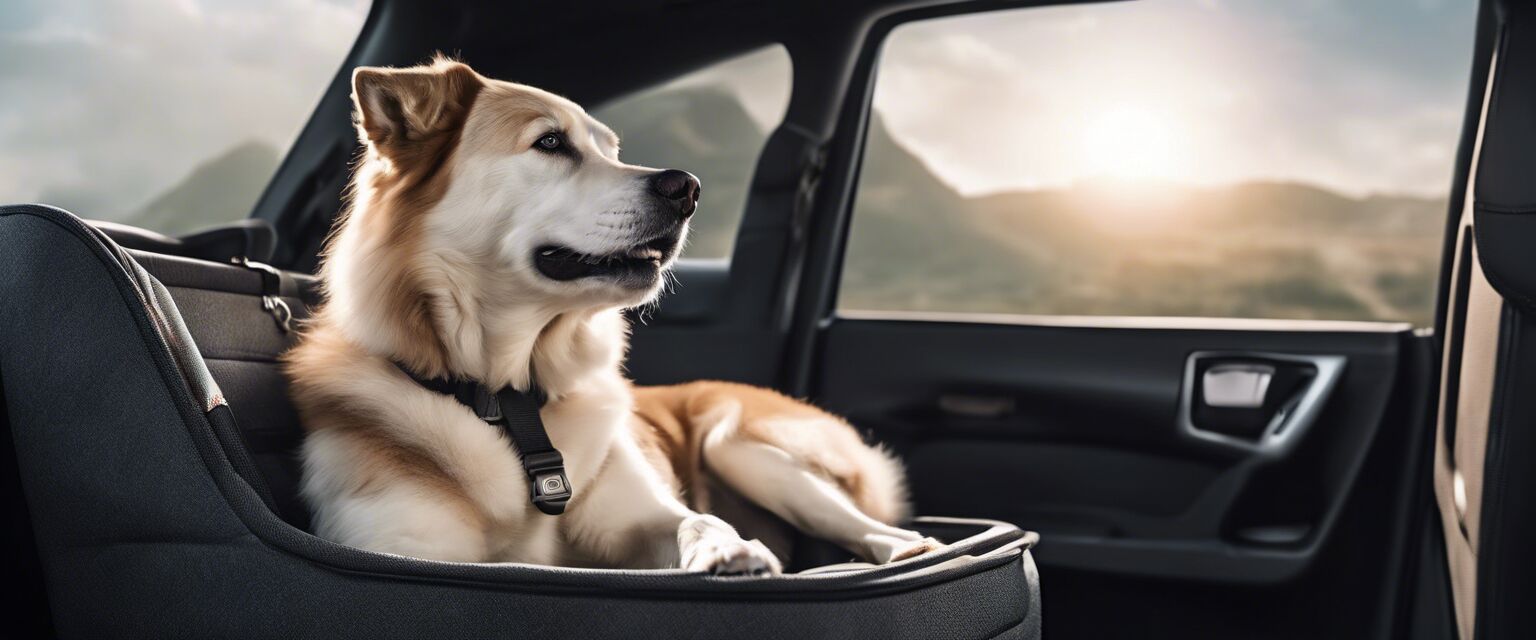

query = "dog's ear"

[351,59,483,156]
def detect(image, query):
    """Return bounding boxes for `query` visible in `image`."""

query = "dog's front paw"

[684,537,781,576]
[864,533,947,564]
[678,514,782,576]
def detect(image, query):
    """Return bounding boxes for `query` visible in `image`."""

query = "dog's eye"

[535,133,563,151]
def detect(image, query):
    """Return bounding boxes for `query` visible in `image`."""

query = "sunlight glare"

[1080,106,1187,182]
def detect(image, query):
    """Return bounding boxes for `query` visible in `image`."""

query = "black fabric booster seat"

[0,204,1041,639]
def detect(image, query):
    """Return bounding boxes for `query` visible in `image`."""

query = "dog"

[283,58,939,574]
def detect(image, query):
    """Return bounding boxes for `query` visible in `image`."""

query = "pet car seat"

[0,204,1041,639]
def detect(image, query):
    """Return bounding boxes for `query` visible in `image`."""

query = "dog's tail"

[678,381,915,526]
[737,412,914,526]
[836,442,913,526]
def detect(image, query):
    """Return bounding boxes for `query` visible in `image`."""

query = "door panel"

[813,315,1434,637]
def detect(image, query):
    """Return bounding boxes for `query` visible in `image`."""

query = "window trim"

[835,309,1414,334]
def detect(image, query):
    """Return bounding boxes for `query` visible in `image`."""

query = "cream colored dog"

[284,58,938,574]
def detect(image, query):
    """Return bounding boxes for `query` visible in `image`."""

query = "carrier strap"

[394,362,571,515]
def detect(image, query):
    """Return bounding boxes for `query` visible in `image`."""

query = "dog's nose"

[650,169,701,219]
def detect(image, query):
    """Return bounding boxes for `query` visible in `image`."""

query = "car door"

[778,2,1487,638]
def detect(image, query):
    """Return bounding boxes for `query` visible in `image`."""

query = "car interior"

[3,0,1534,638]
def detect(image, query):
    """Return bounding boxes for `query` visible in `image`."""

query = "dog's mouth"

[534,234,680,287]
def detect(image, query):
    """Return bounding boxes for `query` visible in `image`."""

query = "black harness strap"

[395,363,572,515]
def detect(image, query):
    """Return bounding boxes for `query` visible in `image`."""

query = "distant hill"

[590,82,1446,323]
[842,113,1051,313]
[969,178,1444,239]
[126,140,280,236]
[593,87,765,258]
[843,112,1446,323]
[113,88,1445,324]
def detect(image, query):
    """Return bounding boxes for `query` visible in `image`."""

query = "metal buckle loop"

[232,256,292,334]
[523,451,571,515]
[262,295,293,333]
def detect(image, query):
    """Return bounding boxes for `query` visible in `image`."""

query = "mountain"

[843,118,1445,323]
[592,87,764,258]
[113,87,1444,325]
[126,140,280,236]
[841,113,1052,314]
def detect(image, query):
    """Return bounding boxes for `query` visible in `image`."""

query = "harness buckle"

[523,450,571,515]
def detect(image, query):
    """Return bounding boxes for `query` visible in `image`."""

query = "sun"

[1080,106,1188,182]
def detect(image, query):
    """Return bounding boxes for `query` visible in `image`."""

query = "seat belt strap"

[494,387,571,515]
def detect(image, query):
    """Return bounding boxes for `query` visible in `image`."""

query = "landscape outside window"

[0,0,371,235]
[840,0,1476,326]
[1,0,1474,324]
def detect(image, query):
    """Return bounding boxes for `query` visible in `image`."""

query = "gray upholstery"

[0,204,1041,639]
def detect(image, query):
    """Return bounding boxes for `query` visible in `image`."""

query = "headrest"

[1474,1,1536,311]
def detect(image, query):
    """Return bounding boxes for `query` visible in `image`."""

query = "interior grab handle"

[1202,364,1275,408]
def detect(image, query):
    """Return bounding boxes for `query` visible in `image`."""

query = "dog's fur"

[284,58,937,573]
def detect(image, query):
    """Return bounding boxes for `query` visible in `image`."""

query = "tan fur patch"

[629,385,693,494]
[457,82,561,158]
[317,58,485,379]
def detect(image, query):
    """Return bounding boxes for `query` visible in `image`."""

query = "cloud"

[868,0,1477,197]
[0,0,1479,223]
[0,0,368,219]
[633,45,792,133]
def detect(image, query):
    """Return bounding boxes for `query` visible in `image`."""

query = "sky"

[0,0,369,217]
[0,0,1479,222]
[873,0,1479,197]
[650,45,792,134]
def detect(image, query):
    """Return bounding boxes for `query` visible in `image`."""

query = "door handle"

[1202,364,1275,408]
[1178,352,1347,458]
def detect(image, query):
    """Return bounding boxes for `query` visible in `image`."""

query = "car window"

[591,45,792,260]
[839,0,1476,326]
[0,0,371,236]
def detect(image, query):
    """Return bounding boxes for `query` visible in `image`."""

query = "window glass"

[840,0,1476,325]
[0,0,371,235]
[592,45,792,259]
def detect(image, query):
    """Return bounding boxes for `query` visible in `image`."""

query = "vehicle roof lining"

[345,0,1100,115]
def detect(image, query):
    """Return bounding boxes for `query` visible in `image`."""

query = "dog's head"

[348,59,697,310]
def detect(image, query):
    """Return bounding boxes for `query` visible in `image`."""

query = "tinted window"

[840,1,1475,325]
